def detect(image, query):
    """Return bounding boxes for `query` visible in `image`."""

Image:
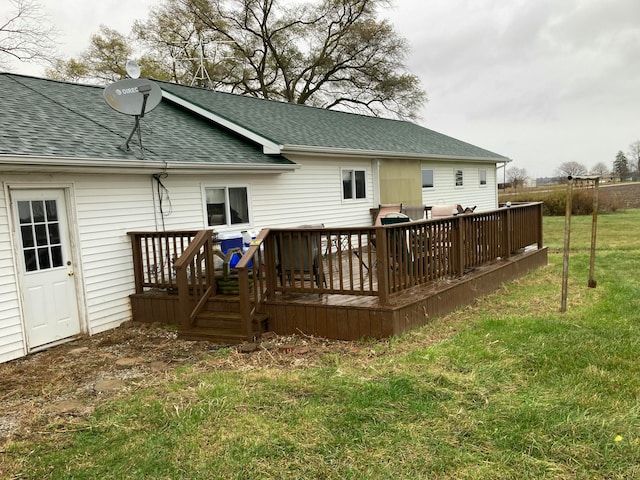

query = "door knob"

[68,270,74,276]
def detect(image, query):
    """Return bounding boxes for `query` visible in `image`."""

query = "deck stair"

[178,296,268,343]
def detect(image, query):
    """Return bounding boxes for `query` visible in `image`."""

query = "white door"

[12,189,81,350]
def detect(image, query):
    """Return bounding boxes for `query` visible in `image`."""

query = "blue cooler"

[218,232,243,268]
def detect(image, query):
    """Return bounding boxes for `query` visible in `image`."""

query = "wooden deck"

[129,203,547,343]
[263,247,547,340]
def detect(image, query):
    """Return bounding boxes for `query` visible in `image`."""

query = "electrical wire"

[153,173,172,231]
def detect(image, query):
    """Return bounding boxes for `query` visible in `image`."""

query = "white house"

[0,73,509,363]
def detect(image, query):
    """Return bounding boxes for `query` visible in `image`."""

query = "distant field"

[500,181,640,212]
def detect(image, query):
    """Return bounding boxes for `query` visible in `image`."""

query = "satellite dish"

[125,59,141,79]
[103,78,162,116]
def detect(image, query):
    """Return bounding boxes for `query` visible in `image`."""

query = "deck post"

[375,226,389,304]
[175,265,191,331]
[505,207,512,259]
[537,202,544,250]
[237,266,251,338]
[455,216,465,276]
[264,235,277,299]
[130,234,144,294]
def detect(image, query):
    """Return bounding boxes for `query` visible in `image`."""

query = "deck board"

[131,248,548,342]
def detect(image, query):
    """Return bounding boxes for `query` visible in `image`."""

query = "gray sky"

[2,0,639,178]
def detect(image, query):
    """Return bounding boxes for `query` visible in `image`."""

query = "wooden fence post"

[561,177,573,313]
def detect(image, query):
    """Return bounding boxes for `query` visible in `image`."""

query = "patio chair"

[373,203,403,226]
[276,225,326,291]
[381,214,414,275]
[356,204,403,272]
[431,204,461,218]
[403,205,426,221]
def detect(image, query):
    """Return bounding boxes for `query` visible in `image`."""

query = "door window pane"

[32,201,45,223]
[18,199,64,272]
[18,201,31,224]
[48,223,60,244]
[38,247,51,269]
[45,200,58,221]
[21,225,34,248]
[35,224,48,246]
[24,249,37,272]
[51,246,63,267]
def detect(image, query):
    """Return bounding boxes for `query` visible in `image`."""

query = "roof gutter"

[161,90,283,155]
[280,144,509,163]
[0,154,299,175]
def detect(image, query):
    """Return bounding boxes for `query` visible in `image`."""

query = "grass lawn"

[3,210,640,479]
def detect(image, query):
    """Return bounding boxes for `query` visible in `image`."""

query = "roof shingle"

[0,73,293,167]
[159,81,508,161]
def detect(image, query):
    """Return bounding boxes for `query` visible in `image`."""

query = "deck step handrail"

[172,230,216,330]
[234,228,270,339]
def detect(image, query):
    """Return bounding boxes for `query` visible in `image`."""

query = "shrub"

[500,188,623,216]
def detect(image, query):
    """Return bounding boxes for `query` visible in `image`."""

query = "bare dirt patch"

[0,322,365,447]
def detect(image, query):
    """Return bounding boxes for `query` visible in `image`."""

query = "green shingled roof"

[159,81,508,161]
[0,73,293,167]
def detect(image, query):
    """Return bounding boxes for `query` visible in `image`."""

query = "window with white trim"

[421,169,434,188]
[342,169,366,200]
[479,169,487,186]
[455,169,464,187]
[205,186,250,227]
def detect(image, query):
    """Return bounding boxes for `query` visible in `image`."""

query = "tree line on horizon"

[506,140,640,189]
[1,0,426,121]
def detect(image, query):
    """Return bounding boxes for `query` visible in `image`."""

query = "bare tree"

[555,161,587,178]
[507,166,528,190]
[628,140,640,174]
[48,0,426,120]
[591,162,609,177]
[0,0,57,67]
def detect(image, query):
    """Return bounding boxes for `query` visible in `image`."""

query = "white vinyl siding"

[249,157,374,228]
[73,176,157,335]
[0,155,496,363]
[421,162,498,212]
[0,185,27,362]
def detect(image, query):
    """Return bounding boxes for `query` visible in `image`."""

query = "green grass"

[4,210,640,479]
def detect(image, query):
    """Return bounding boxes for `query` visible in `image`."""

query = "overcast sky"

[2,0,639,178]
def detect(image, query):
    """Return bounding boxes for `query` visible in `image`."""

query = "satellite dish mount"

[103,60,162,157]
[121,83,151,154]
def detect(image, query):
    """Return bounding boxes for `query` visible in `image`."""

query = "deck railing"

[129,230,201,293]
[129,202,543,337]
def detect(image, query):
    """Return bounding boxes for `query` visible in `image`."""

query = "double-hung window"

[422,169,434,188]
[479,169,487,186]
[342,169,366,200]
[205,186,250,227]
[455,169,464,187]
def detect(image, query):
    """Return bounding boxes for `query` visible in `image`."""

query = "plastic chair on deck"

[276,225,326,292]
